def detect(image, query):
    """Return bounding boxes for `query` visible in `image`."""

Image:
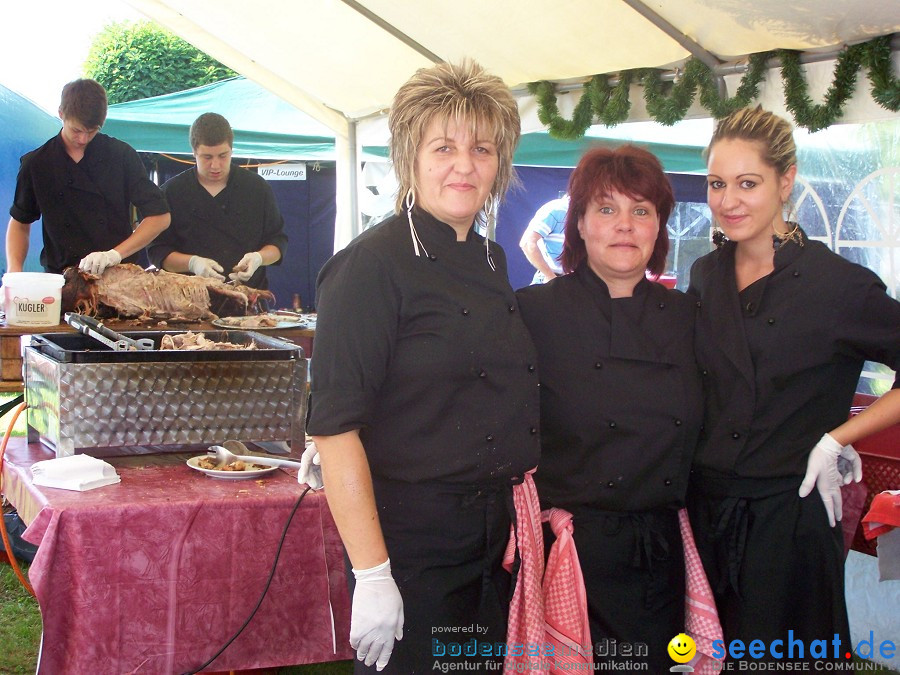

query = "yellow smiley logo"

[667,633,697,664]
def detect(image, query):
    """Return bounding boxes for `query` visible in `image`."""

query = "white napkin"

[31,454,121,491]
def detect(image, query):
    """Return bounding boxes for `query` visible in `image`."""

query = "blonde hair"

[706,105,797,176]
[388,60,521,215]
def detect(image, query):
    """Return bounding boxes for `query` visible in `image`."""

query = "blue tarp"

[0,84,61,273]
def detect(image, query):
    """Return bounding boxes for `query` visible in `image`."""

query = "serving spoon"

[207,443,303,470]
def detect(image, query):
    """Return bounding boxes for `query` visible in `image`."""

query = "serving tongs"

[64,312,155,351]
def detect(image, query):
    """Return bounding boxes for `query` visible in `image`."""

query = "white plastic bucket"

[2,272,66,327]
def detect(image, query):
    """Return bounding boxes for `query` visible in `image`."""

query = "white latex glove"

[229,251,263,282]
[298,441,323,489]
[837,443,863,485]
[798,433,844,527]
[78,249,122,276]
[188,255,226,281]
[351,558,404,671]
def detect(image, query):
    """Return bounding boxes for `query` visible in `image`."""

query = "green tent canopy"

[103,76,345,161]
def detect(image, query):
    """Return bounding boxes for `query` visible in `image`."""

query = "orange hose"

[0,401,35,597]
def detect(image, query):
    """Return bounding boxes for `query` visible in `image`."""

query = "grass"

[0,560,41,675]
[0,392,27,437]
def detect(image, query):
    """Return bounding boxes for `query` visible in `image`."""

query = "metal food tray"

[24,330,308,458]
[29,330,301,363]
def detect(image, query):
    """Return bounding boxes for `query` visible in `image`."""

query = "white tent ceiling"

[124,0,898,128]
[123,0,899,244]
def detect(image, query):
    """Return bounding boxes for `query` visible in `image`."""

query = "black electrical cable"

[180,484,312,675]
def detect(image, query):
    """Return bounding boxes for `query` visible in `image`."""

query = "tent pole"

[348,119,361,242]
[333,120,363,254]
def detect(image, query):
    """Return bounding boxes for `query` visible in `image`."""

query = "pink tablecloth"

[1,439,353,674]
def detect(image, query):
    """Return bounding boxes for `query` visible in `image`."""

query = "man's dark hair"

[59,79,108,128]
[190,112,234,149]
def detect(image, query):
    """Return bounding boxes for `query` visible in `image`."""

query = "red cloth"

[862,491,900,540]
[680,508,725,674]
[2,439,353,674]
[542,508,591,671]
[503,471,548,674]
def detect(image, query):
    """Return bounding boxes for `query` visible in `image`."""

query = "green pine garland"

[530,34,899,139]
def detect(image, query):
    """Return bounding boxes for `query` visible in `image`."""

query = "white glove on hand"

[351,559,404,671]
[229,251,263,282]
[188,255,226,280]
[837,444,863,485]
[78,249,122,276]
[798,433,844,527]
[298,441,323,489]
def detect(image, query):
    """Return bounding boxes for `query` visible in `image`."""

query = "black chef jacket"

[307,209,541,485]
[148,165,287,289]
[9,132,169,273]
[688,229,900,478]
[517,263,703,511]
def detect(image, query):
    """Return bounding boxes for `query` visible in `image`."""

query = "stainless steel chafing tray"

[23,331,307,458]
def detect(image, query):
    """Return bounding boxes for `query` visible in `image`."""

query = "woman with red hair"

[517,145,703,671]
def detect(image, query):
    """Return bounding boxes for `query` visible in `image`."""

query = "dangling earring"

[405,189,429,258]
[771,199,803,249]
[483,193,497,271]
[711,220,728,248]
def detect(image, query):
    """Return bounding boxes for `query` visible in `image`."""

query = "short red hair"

[560,145,674,276]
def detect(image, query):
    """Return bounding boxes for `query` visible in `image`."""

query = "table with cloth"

[0,438,352,674]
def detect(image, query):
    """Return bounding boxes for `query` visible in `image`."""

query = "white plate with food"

[187,455,280,480]
[211,314,308,330]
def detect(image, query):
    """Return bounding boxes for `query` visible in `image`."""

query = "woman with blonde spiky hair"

[307,60,539,674]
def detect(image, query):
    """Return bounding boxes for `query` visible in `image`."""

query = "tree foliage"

[84,21,236,104]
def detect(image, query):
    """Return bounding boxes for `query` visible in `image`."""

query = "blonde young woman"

[687,106,900,665]
[307,61,540,673]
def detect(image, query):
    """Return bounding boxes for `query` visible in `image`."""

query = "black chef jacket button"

[478,369,487,378]
[793,270,800,277]
[664,479,672,486]
[658,302,665,309]
[701,369,708,376]
[608,421,616,429]
[767,317,776,325]
[67,178,74,185]
[508,304,516,312]
[674,419,682,426]
[607,481,615,488]
[594,361,603,369]
[461,308,469,316]
[485,434,494,442]
[529,427,537,435]
[696,301,701,308]
[731,432,741,440]
[745,302,754,312]
[428,254,437,261]
[57,191,64,198]
[527,364,535,373]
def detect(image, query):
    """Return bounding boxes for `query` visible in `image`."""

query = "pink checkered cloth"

[679,507,725,674]
[503,471,549,674]
[542,508,592,671]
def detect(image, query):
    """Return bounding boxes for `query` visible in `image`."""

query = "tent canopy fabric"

[0,84,64,272]
[124,0,898,131]
[103,77,342,160]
